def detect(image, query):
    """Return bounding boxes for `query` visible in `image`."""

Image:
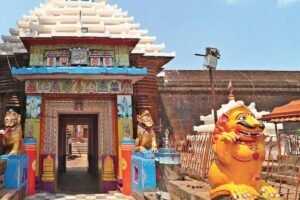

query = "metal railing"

[263,135,300,200]
[170,133,214,180]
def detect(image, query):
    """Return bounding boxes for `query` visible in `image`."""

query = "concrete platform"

[168,180,210,200]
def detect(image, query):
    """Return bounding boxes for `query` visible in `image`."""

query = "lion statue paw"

[218,131,239,143]
[211,183,259,200]
[260,185,281,200]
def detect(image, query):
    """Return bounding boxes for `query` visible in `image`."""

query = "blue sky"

[1,0,300,70]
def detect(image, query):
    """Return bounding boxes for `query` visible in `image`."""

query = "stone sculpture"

[135,110,157,152]
[1,110,24,155]
[208,104,280,200]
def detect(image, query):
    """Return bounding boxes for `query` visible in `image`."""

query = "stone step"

[0,188,18,200]
[0,189,17,200]
[265,180,299,200]
[261,171,298,186]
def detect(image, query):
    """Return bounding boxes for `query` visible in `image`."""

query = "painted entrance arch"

[40,96,117,191]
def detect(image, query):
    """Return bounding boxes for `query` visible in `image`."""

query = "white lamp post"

[195,47,220,179]
[195,47,220,123]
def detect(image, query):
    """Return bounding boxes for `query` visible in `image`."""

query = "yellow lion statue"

[135,110,158,152]
[208,104,280,200]
[2,110,23,155]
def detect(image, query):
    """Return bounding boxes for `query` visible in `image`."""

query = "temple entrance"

[57,114,99,194]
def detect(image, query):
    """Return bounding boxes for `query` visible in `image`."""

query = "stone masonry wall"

[158,70,300,135]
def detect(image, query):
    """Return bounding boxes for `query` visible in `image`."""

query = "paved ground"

[57,167,99,194]
[66,153,88,169]
[25,192,134,200]
[25,154,135,199]
[58,155,98,194]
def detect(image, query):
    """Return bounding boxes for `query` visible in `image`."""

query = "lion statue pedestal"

[131,150,156,196]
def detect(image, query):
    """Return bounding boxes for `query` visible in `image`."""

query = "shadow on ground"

[57,167,99,194]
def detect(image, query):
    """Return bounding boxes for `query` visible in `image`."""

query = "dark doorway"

[57,114,99,194]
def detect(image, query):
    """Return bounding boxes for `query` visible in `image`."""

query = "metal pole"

[209,68,218,123]
[275,123,281,160]
[201,68,217,179]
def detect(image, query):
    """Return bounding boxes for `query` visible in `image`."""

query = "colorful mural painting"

[29,44,130,67]
[117,95,133,178]
[26,96,41,119]
[118,95,132,119]
[3,0,174,194]
[25,80,133,94]
[25,96,42,176]
[39,98,117,191]
[43,99,115,155]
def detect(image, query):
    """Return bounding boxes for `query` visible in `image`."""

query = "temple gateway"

[0,0,174,193]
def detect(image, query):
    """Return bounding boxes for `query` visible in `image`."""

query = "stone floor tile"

[65,195,77,200]
[44,197,56,200]
[85,195,96,200]
[75,194,86,199]
[36,193,48,197]
[24,197,36,200]
[94,194,106,197]
[55,193,66,197]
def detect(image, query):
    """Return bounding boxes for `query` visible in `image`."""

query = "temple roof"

[0,0,175,58]
[261,100,300,122]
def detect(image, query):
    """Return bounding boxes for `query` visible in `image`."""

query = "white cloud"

[278,0,300,7]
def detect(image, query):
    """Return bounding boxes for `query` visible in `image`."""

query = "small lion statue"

[1,110,24,155]
[135,110,158,152]
[208,104,280,200]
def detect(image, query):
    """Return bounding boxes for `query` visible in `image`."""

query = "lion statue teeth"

[2,110,24,155]
[208,104,280,200]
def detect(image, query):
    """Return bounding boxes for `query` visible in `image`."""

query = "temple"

[0,0,174,193]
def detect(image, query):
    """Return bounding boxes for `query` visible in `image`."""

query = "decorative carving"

[25,80,133,94]
[41,155,55,182]
[74,97,83,111]
[2,110,24,155]
[110,81,120,93]
[103,156,116,181]
[71,48,88,65]
[135,110,157,152]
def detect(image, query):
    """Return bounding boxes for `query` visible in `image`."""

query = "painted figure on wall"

[37,80,50,93]
[110,81,120,93]
[26,96,41,119]
[208,104,280,200]
[117,96,132,119]
[26,80,37,93]
[97,81,109,93]
[86,81,97,93]
[1,110,24,155]
[122,81,133,94]
[135,110,157,152]
[50,80,60,93]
